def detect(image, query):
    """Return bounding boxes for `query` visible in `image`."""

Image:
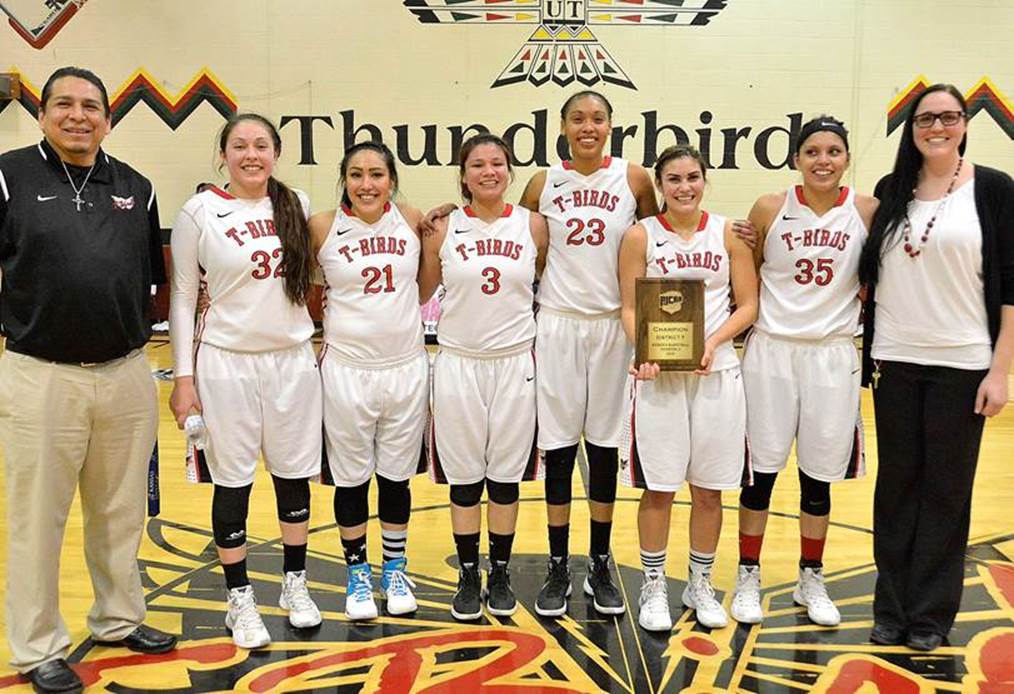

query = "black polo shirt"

[0,139,166,363]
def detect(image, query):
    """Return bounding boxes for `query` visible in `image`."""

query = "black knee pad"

[334,479,370,528]
[799,469,831,517]
[486,479,519,505]
[740,470,778,511]
[544,444,578,505]
[377,475,411,525]
[212,484,253,549]
[272,475,310,524]
[450,481,484,508]
[585,442,618,504]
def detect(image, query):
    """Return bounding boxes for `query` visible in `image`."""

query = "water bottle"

[184,413,209,449]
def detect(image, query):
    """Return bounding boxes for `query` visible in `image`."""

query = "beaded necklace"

[902,157,963,258]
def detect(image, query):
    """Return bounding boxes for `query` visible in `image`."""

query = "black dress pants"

[871,360,987,636]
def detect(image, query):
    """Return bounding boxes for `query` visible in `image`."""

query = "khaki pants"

[0,349,158,672]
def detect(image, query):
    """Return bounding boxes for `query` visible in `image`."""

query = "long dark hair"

[338,141,399,208]
[859,84,967,285]
[458,133,515,201]
[218,113,312,305]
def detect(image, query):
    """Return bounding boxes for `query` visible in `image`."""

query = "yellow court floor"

[0,340,1012,692]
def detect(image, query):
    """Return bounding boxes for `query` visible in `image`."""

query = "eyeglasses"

[913,111,966,128]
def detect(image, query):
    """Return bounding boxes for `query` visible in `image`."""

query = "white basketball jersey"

[437,205,537,354]
[644,211,737,371]
[755,186,867,340]
[318,203,424,365]
[179,186,313,353]
[538,157,638,314]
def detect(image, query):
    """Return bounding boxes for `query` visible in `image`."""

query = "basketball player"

[419,134,548,621]
[521,91,658,617]
[618,145,758,632]
[730,116,877,627]
[169,114,322,649]
[310,142,427,621]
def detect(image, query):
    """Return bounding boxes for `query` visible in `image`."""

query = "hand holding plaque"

[634,278,705,371]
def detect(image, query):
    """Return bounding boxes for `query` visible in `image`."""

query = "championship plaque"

[635,278,705,371]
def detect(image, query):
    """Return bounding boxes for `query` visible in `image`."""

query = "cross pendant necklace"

[60,159,96,212]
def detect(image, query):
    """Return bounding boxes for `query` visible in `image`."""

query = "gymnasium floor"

[0,339,1012,693]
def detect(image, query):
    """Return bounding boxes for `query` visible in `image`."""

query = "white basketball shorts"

[741,330,865,482]
[195,341,322,487]
[535,309,631,450]
[620,366,749,492]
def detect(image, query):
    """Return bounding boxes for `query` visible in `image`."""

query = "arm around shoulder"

[308,210,336,257]
[628,164,659,218]
[529,211,549,277]
[417,216,447,303]
[520,170,546,212]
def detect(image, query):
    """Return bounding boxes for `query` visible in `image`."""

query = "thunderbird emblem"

[405,0,729,89]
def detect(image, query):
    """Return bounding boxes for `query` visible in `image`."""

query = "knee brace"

[377,474,411,525]
[486,479,519,505]
[450,480,484,508]
[212,483,253,549]
[333,479,370,528]
[272,475,310,524]
[740,471,778,511]
[585,442,618,504]
[544,444,578,505]
[799,469,831,517]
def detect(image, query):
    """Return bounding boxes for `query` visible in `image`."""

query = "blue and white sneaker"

[381,557,418,616]
[345,563,378,621]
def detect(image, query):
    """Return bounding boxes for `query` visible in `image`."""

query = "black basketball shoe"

[583,554,626,615]
[451,565,483,621]
[485,563,518,616]
[535,557,572,617]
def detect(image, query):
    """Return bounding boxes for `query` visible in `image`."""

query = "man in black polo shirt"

[0,66,176,693]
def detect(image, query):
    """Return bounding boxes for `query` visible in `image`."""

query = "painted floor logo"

[1,517,1011,692]
[0,0,86,48]
[404,0,729,90]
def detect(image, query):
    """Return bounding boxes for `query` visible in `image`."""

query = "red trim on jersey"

[463,203,513,219]
[794,185,849,209]
[561,155,612,171]
[655,210,709,234]
[340,201,392,219]
[207,185,235,200]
